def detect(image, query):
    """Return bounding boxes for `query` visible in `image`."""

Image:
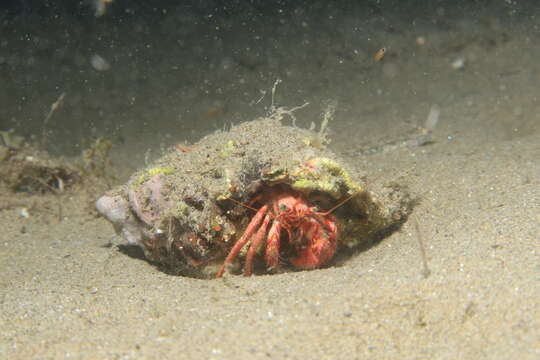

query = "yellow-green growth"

[216,192,232,201]
[292,179,340,198]
[291,157,362,198]
[264,167,288,182]
[175,201,189,216]
[133,167,174,188]
[219,140,236,159]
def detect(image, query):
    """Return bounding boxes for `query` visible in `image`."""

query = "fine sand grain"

[1,2,539,359]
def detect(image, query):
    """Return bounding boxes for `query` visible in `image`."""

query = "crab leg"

[216,205,269,278]
[244,213,272,276]
[264,219,282,270]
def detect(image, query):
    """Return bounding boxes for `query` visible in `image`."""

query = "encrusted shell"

[97,117,411,277]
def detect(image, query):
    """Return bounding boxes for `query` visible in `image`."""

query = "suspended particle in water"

[90,54,111,72]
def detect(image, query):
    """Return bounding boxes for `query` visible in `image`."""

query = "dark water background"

[0,0,537,162]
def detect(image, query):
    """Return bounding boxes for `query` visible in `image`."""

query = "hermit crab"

[96,117,410,278]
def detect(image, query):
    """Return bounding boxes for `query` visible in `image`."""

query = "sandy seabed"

[0,1,538,359]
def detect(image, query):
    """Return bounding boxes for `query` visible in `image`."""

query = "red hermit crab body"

[217,185,338,277]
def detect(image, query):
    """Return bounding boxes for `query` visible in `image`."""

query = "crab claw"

[289,217,338,269]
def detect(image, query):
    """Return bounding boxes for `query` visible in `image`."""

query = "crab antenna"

[226,197,259,213]
[323,192,359,215]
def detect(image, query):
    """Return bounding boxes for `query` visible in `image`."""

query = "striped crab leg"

[216,204,269,278]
